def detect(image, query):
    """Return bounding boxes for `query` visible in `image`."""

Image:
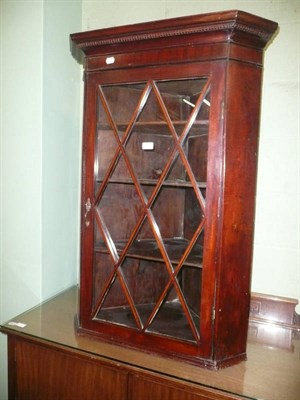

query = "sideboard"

[1,287,299,399]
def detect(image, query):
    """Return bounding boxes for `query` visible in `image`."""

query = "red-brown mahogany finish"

[70,10,278,369]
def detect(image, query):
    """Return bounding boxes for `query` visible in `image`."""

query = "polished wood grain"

[250,292,300,329]
[70,10,277,61]
[10,337,127,400]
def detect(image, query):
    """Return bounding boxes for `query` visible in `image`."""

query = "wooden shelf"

[95,299,200,343]
[95,238,203,268]
[96,178,207,189]
[97,120,209,134]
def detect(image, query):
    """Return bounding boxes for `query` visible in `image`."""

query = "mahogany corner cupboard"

[70,10,278,369]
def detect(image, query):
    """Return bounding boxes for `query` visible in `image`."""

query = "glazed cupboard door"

[93,78,209,338]
[79,65,220,365]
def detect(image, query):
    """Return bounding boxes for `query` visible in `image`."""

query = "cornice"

[75,21,273,51]
[70,10,278,61]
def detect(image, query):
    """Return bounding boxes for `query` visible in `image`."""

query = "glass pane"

[95,183,143,251]
[155,78,209,136]
[146,285,197,342]
[101,83,146,127]
[94,257,170,328]
[185,234,204,267]
[125,130,174,181]
[93,252,115,310]
[96,276,137,329]
[150,186,204,266]
[178,266,202,329]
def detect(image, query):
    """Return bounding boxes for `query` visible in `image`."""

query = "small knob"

[85,198,92,226]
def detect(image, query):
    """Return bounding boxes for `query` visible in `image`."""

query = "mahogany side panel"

[213,60,263,362]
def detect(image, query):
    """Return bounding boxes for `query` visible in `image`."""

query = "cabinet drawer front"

[14,340,127,400]
[130,374,242,400]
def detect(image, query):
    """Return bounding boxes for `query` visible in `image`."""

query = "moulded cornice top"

[70,10,278,60]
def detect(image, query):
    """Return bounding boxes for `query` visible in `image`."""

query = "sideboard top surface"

[1,287,299,400]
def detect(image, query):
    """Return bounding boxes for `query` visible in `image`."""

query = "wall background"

[0,0,299,398]
[0,1,82,397]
